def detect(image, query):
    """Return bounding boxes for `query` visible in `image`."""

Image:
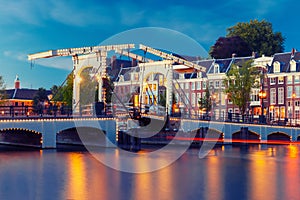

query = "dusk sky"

[0,0,299,89]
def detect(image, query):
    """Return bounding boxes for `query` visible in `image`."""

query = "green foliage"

[33,87,48,114]
[198,87,211,114]
[61,73,74,107]
[0,76,6,101]
[223,59,259,114]
[158,91,166,107]
[227,19,285,56]
[50,85,63,102]
[209,36,252,59]
[103,76,114,104]
[79,69,97,106]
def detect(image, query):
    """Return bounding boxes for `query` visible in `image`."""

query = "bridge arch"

[57,126,107,146]
[191,127,223,144]
[232,129,261,143]
[0,128,42,147]
[267,132,291,143]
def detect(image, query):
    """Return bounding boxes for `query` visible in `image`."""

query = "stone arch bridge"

[180,119,300,143]
[0,118,116,148]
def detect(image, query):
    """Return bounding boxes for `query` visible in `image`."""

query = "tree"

[198,87,212,115]
[33,87,49,114]
[0,76,6,101]
[227,19,285,56]
[50,85,63,102]
[209,36,252,59]
[79,68,97,106]
[223,59,260,115]
[60,72,74,107]
[102,76,114,104]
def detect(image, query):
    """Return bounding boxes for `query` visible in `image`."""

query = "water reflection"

[0,145,299,199]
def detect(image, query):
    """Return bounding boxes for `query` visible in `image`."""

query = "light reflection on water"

[0,145,299,200]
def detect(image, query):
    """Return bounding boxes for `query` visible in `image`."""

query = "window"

[278,87,284,104]
[287,86,293,98]
[251,89,259,102]
[203,81,207,89]
[274,61,280,73]
[270,88,276,105]
[214,64,219,73]
[131,72,139,81]
[290,60,296,72]
[287,76,293,84]
[270,77,276,85]
[215,81,220,88]
[295,75,300,83]
[191,93,196,106]
[278,77,284,84]
[209,81,213,87]
[185,82,189,89]
[197,93,201,105]
[180,83,184,89]
[221,81,225,88]
[196,82,201,90]
[295,86,300,97]
[191,82,195,90]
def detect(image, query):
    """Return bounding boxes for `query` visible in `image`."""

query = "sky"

[0,0,299,89]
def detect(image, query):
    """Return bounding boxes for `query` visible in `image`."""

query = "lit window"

[295,75,300,83]
[290,60,296,72]
[287,76,293,84]
[278,77,284,84]
[270,77,276,85]
[274,61,280,73]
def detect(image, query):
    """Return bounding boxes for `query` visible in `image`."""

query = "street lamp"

[292,92,296,126]
[258,90,267,123]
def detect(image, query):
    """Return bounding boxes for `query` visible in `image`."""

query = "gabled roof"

[4,89,51,100]
[207,58,232,74]
[270,52,292,73]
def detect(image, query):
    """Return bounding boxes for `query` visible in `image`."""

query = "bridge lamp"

[258,90,267,123]
[76,76,82,83]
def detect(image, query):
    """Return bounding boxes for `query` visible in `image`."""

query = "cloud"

[34,57,73,71]
[3,50,72,70]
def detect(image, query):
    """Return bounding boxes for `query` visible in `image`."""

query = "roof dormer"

[290,59,296,72]
[214,63,219,73]
[273,61,280,73]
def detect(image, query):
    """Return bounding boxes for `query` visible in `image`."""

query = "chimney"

[14,75,20,89]
[292,48,296,57]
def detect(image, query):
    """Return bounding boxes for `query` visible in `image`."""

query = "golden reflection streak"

[133,159,153,200]
[133,151,175,200]
[65,153,87,199]
[205,150,223,200]
[249,149,276,200]
[284,145,300,199]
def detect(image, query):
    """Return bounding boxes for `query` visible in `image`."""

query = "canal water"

[0,144,299,200]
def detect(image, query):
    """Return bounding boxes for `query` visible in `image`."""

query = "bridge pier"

[42,121,57,148]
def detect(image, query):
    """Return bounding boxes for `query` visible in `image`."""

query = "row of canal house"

[111,49,300,124]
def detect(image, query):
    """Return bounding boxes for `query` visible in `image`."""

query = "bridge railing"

[172,111,300,127]
[0,105,73,118]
